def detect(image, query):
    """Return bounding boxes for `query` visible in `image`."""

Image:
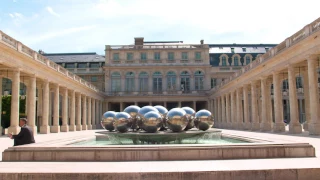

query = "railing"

[211,17,320,93]
[0,30,98,92]
[108,44,207,50]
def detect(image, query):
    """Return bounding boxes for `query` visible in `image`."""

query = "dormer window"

[242,47,246,52]
[265,47,269,52]
[231,48,235,53]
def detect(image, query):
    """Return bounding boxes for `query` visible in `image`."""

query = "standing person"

[8,118,35,146]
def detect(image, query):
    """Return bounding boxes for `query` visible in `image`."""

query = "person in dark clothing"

[8,118,35,146]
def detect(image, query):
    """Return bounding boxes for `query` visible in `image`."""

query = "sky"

[0,0,319,55]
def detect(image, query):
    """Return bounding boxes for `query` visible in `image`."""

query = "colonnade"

[210,55,320,135]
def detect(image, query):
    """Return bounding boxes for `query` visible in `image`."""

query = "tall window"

[246,56,251,65]
[154,52,160,60]
[127,53,133,60]
[195,71,204,90]
[234,56,239,66]
[125,72,135,92]
[65,63,75,68]
[111,72,121,92]
[180,71,190,92]
[168,52,174,60]
[211,78,217,88]
[78,63,86,68]
[153,72,162,92]
[140,52,147,60]
[195,52,201,60]
[296,76,303,88]
[90,63,100,68]
[222,56,227,66]
[182,52,188,60]
[139,72,148,92]
[91,76,98,82]
[113,53,119,60]
[282,80,289,91]
[167,71,176,90]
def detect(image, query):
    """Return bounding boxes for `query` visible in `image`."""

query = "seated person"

[8,118,35,146]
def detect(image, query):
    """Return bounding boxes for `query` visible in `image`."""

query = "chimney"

[134,37,144,45]
[200,39,204,44]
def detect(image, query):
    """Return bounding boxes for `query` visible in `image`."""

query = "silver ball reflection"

[138,106,159,130]
[194,109,214,131]
[154,105,168,130]
[101,111,117,132]
[114,112,132,133]
[166,108,188,132]
[124,105,141,131]
[181,107,196,131]
[141,111,162,133]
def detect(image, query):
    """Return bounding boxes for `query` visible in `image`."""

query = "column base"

[50,125,60,133]
[8,126,20,135]
[260,123,272,132]
[92,125,96,129]
[273,123,285,132]
[61,125,69,132]
[30,126,37,136]
[40,125,50,134]
[0,126,3,135]
[69,125,76,131]
[308,123,320,135]
[243,123,251,130]
[289,123,302,134]
[87,125,92,130]
[76,125,82,131]
[251,123,260,131]
[303,123,309,131]
[82,125,87,130]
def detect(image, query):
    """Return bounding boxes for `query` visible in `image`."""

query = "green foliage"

[1,95,27,128]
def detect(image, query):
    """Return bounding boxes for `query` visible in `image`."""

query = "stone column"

[225,93,230,128]
[243,84,250,130]
[76,92,82,131]
[0,77,2,135]
[260,77,271,131]
[273,72,285,132]
[221,95,226,128]
[230,91,235,129]
[120,102,124,111]
[302,68,310,131]
[61,88,69,132]
[27,76,37,134]
[193,101,196,110]
[92,99,96,129]
[69,90,76,131]
[217,97,221,127]
[82,95,87,130]
[40,80,50,134]
[288,65,302,134]
[266,80,273,127]
[87,97,92,130]
[134,76,139,92]
[50,84,60,133]
[236,88,242,129]
[99,100,103,128]
[178,101,181,107]
[8,69,20,134]
[148,74,153,92]
[307,55,320,135]
[251,81,260,131]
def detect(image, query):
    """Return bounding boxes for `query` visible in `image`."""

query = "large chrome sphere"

[141,111,162,133]
[166,108,188,132]
[194,110,214,131]
[124,105,141,130]
[154,105,168,116]
[101,111,117,132]
[181,107,196,131]
[114,112,132,133]
[138,106,159,129]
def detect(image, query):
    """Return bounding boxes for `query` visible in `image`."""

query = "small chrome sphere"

[166,108,188,132]
[124,105,141,130]
[101,111,117,132]
[181,107,196,131]
[138,106,159,129]
[194,109,214,131]
[141,111,162,133]
[114,112,132,133]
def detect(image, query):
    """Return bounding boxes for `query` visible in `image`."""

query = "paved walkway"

[0,129,320,179]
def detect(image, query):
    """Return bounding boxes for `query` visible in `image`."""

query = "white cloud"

[46,6,60,17]
[9,12,23,19]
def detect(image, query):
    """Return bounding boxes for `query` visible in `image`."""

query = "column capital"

[259,76,268,80]
[306,54,319,61]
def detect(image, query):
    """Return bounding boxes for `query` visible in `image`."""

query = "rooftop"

[43,52,105,63]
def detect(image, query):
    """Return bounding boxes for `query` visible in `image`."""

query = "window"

[91,76,98,82]
[265,47,269,52]
[140,53,147,60]
[168,52,174,60]
[234,56,239,66]
[219,47,223,49]
[125,72,135,92]
[246,56,251,65]
[242,48,246,52]
[195,52,201,60]
[296,76,303,88]
[153,72,162,92]
[154,52,160,60]
[90,63,99,68]
[113,53,119,60]
[282,80,289,91]
[78,63,86,68]
[139,72,148,92]
[65,63,75,68]
[182,52,188,60]
[111,72,121,92]
[180,71,190,92]
[211,78,217,88]
[222,56,227,66]
[194,71,204,90]
[167,71,176,90]
[231,48,235,53]
[127,53,133,60]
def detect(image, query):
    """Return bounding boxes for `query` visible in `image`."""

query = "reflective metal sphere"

[194,110,214,131]
[141,111,162,133]
[101,111,117,131]
[166,108,188,132]
[114,112,132,133]
[181,107,196,130]
[124,105,141,130]
[154,105,168,131]
[138,106,159,130]
[153,105,168,116]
